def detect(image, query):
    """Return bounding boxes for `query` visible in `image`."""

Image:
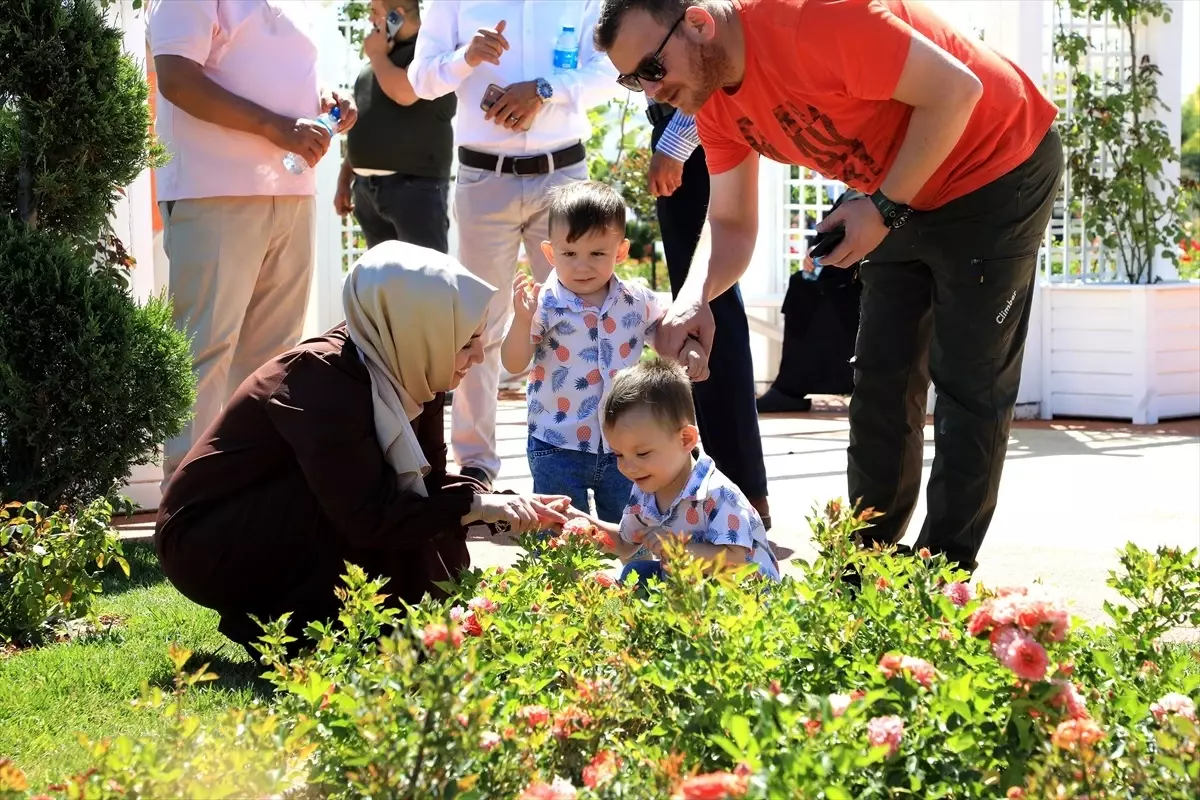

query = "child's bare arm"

[500,273,540,374]
[500,321,535,374]
[647,531,749,574]
[562,509,643,560]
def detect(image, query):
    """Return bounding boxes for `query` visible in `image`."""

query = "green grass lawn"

[0,540,266,788]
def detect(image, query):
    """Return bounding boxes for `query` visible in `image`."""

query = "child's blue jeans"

[528,436,630,522]
[619,559,667,586]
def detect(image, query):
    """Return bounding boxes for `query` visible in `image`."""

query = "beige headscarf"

[343,241,496,497]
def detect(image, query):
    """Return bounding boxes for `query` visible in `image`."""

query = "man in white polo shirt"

[409,1,619,488]
[147,0,356,484]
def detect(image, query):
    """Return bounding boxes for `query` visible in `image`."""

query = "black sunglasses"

[616,14,685,92]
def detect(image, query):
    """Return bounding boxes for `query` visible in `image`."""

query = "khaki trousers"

[451,161,589,480]
[160,196,316,482]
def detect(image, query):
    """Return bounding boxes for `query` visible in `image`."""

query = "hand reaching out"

[512,272,541,321]
[468,493,568,536]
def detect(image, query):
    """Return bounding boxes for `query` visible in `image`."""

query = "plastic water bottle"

[282,106,341,175]
[553,26,578,74]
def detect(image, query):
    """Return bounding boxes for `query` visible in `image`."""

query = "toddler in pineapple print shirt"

[501,181,685,524]
[566,359,781,583]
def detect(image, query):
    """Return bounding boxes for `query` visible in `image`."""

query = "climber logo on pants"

[996,289,1018,325]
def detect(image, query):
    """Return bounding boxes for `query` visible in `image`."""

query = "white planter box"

[1038,282,1200,424]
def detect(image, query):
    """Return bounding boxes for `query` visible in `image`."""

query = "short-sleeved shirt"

[695,0,1059,210]
[147,0,322,201]
[527,274,663,454]
[618,455,781,581]
[346,35,456,178]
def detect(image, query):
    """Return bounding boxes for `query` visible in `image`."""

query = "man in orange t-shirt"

[594,0,1064,572]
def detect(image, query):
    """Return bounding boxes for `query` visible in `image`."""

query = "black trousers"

[651,119,768,500]
[352,173,451,253]
[848,128,1065,571]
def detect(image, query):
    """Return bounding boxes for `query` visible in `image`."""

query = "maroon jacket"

[155,326,482,626]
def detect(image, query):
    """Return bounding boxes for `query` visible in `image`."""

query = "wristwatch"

[870,190,913,230]
[534,77,553,103]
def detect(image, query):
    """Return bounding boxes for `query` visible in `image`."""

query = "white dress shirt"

[409,1,620,156]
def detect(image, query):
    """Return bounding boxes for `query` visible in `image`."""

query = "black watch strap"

[870,190,913,230]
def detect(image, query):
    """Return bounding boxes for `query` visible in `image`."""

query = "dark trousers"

[651,119,768,500]
[352,173,450,253]
[848,128,1065,571]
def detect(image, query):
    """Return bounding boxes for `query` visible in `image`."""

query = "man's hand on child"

[512,273,541,321]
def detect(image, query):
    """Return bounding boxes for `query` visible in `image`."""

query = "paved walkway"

[118,399,1200,632]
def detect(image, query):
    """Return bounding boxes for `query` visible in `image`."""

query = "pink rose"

[878,653,937,688]
[478,731,501,752]
[593,572,616,588]
[878,653,905,679]
[828,693,853,718]
[942,581,972,608]
[672,771,750,799]
[519,778,577,800]
[866,715,905,757]
[990,625,1049,682]
[551,706,592,739]
[519,704,551,727]
[1049,680,1089,720]
[1150,693,1197,723]
[420,622,463,649]
[468,596,499,613]
[582,750,622,789]
[450,606,483,637]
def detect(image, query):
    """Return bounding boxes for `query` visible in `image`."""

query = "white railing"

[1041,1,1132,283]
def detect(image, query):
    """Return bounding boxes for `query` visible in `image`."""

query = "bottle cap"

[329,106,341,121]
[563,26,575,31]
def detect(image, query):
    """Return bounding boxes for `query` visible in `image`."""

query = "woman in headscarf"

[154,241,567,652]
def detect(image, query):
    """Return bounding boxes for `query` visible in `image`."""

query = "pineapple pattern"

[617,455,781,581]
[526,273,663,454]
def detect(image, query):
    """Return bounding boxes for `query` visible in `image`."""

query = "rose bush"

[11,501,1200,798]
[243,502,1199,799]
[0,499,130,646]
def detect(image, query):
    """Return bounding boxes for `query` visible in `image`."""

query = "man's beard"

[676,40,729,114]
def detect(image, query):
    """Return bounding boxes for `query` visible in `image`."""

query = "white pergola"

[107,0,1196,509]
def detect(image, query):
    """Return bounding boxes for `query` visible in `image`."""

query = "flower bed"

[5,502,1199,798]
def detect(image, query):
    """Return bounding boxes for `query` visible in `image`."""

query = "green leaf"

[728,713,753,751]
[948,673,973,703]
[945,732,976,754]
[710,734,743,761]
[1093,649,1117,676]
[824,786,852,800]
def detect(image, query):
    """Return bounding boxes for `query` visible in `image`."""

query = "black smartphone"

[480,83,506,112]
[808,225,845,261]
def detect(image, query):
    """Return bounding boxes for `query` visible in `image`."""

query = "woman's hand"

[532,494,573,517]
[466,493,568,534]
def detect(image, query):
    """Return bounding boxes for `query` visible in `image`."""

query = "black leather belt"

[457,142,586,176]
[646,101,676,127]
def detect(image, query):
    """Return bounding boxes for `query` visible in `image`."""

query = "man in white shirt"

[409,1,619,488]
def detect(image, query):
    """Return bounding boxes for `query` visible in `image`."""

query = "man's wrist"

[869,189,913,230]
[254,110,286,143]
